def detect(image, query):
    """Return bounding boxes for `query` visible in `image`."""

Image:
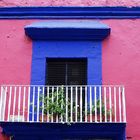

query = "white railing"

[0,85,126,123]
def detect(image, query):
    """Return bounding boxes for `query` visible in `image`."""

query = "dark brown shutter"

[46,59,87,85]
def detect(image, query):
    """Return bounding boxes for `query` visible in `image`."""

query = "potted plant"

[37,86,70,122]
[86,100,113,122]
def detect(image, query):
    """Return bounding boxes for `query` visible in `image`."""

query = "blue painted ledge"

[0,122,126,140]
[25,21,110,40]
[0,6,140,19]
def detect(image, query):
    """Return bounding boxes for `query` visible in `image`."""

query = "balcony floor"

[0,122,126,140]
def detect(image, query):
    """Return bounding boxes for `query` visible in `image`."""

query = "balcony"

[0,85,126,124]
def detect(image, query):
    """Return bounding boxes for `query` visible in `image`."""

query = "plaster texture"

[0,0,140,7]
[0,19,140,139]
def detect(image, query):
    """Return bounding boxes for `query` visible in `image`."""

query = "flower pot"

[39,114,48,122]
[86,114,105,122]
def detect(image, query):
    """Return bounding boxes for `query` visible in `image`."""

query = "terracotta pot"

[86,114,105,122]
[39,114,48,122]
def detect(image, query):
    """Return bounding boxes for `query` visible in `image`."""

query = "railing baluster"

[27,86,30,122]
[37,86,40,122]
[75,86,78,122]
[13,86,17,122]
[18,87,21,122]
[90,86,92,123]
[47,86,49,122]
[7,86,12,121]
[114,87,117,122]
[119,86,122,122]
[109,87,112,122]
[42,86,45,122]
[66,86,68,122]
[56,86,59,123]
[3,86,7,121]
[51,86,54,122]
[104,87,107,122]
[22,87,26,122]
[32,86,35,122]
[119,87,122,122]
[61,86,64,123]
[85,86,87,122]
[70,87,73,122]
[99,86,102,122]
[0,86,3,121]
[80,86,82,122]
[122,86,126,123]
[94,86,97,122]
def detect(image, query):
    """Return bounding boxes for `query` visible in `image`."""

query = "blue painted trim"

[30,41,102,120]
[31,41,102,85]
[0,122,126,140]
[0,6,140,19]
[25,21,110,40]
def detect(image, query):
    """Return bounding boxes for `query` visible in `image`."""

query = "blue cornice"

[25,21,110,40]
[0,6,140,19]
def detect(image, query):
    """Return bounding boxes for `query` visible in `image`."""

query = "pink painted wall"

[0,0,140,7]
[102,19,140,139]
[0,19,140,139]
[0,20,32,85]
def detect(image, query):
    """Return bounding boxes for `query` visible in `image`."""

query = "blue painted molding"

[0,122,126,140]
[25,21,110,40]
[0,6,140,19]
[31,41,102,85]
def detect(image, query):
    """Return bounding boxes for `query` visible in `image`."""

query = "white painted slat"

[0,86,3,121]
[3,87,7,121]
[99,86,102,122]
[41,86,45,122]
[109,87,112,122]
[37,86,40,122]
[80,86,82,122]
[47,86,49,122]
[32,86,35,122]
[27,86,30,122]
[122,87,126,122]
[60,86,64,123]
[22,87,26,122]
[114,87,117,122]
[66,86,68,122]
[7,87,12,121]
[70,87,73,122]
[75,86,78,122]
[56,86,59,123]
[51,86,54,122]
[13,86,17,122]
[119,87,122,122]
[85,86,87,122]
[94,86,97,122]
[90,86,92,123]
[18,87,21,122]
[104,87,107,122]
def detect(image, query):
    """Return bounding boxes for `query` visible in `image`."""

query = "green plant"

[37,86,71,122]
[87,99,113,122]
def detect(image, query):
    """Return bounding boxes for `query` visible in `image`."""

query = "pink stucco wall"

[0,0,140,6]
[0,19,140,139]
[102,19,140,139]
[0,20,32,85]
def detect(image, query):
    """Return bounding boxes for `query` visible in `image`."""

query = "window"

[46,58,87,85]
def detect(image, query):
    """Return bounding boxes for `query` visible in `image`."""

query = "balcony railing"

[0,85,126,123]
